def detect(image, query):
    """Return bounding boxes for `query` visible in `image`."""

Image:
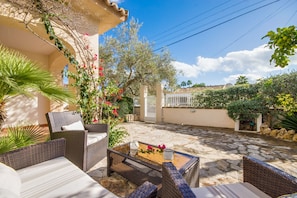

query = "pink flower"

[105,101,112,106]
[158,144,166,150]
[112,109,119,117]
[147,145,155,152]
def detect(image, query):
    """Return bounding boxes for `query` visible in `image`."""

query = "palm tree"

[235,75,249,85]
[0,45,74,128]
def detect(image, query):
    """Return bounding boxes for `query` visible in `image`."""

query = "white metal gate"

[144,95,156,123]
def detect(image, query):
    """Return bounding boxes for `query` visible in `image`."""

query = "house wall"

[0,0,129,128]
[162,108,235,129]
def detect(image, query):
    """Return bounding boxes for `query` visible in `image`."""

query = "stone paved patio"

[88,121,297,197]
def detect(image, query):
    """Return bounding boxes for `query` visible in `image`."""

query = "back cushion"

[62,121,85,131]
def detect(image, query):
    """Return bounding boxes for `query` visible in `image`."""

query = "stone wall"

[260,124,297,142]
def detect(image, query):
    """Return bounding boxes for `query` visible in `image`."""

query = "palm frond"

[280,114,297,131]
[5,124,47,149]
[38,84,75,103]
[0,44,74,101]
[0,136,15,154]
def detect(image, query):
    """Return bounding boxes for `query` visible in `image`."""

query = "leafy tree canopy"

[263,25,297,68]
[99,18,177,97]
[235,75,249,85]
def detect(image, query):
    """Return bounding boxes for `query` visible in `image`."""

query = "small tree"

[180,81,187,88]
[186,80,192,87]
[99,18,177,98]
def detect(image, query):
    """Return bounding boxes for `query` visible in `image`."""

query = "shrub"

[280,113,297,131]
[227,99,267,121]
[0,125,46,154]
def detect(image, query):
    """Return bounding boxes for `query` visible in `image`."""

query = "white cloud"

[172,61,201,78]
[172,45,297,85]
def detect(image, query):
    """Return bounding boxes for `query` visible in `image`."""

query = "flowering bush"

[65,34,128,146]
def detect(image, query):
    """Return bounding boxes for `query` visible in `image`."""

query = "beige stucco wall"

[162,108,235,129]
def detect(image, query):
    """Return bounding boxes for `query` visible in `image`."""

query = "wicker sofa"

[46,111,108,171]
[0,138,157,198]
[162,156,297,198]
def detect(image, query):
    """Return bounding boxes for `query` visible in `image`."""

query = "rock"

[288,130,296,135]
[260,123,269,131]
[276,128,287,139]
[270,129,279,137]
[292,134,297,142]
[247,145,259,150]
[282,132,294,140]
[263,128,271,135]
[249,154,265,161]
[217,160,229,171]
[208,167,224,176]
[279,128,287,135]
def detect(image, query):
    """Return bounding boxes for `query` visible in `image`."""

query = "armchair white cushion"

[61,120,85,131]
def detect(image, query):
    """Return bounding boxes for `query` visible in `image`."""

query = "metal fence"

[164,93,194,107]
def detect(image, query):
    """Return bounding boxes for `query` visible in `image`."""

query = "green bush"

[227,99,268,121]
[0,125,46,154]
[117,97,134,118]
[192,84,258,109]
[108,126,129,148]
[101,117,129,148]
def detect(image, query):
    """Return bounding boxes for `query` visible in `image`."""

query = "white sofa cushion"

[17,157,117,198]
[0,162,21,197]
[192,182,271,198]
[61,121,85,131]
[87,132,107,146]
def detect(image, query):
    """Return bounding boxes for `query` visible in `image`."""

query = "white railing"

[164,93,194,107]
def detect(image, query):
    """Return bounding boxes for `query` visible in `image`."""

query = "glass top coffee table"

[107,141,199,188]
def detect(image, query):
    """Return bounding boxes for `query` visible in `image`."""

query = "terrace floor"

[87,121,297,197]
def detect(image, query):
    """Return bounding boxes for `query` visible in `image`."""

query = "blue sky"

[109,0,297,86]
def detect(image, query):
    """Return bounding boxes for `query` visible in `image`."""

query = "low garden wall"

[162,108,235,129]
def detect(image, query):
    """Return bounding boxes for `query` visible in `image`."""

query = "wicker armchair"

[162,156,297,198]
[46,111,108,171]
[0,139,158,198]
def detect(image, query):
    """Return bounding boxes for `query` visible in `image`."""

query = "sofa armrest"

[127,181,158,198]
[84,123,108,133]
[51,131,87,170]
[162,162,196,198]
[243,156,297,197]
[0,138,65,170]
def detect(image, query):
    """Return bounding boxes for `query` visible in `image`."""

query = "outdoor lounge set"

[0,111,296,197]
[0,138,157,198]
